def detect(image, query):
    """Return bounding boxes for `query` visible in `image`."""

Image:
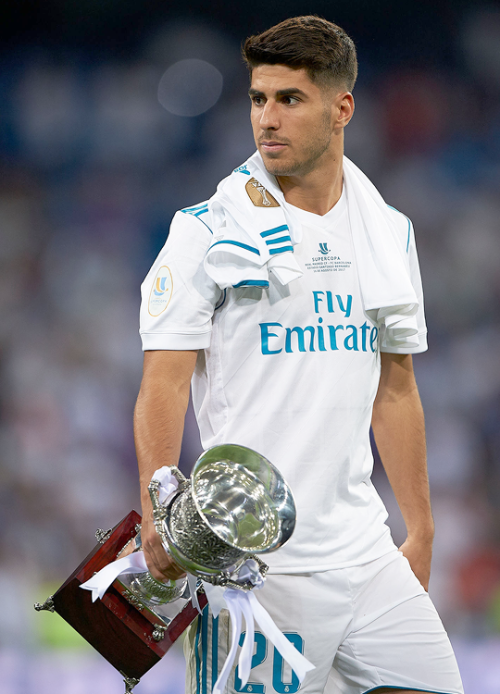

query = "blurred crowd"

[1,8,500,690]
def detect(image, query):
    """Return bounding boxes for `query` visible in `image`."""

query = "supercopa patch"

[148,265,173,316]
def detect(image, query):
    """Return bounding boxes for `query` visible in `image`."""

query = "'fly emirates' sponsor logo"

[259,290,378,355]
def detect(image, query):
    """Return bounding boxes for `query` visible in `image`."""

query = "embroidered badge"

[148,265,173,316]
[245,178,280,208]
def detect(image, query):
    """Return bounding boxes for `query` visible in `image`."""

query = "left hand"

[398,535,433,591]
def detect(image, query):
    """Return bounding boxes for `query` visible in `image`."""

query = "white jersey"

[140,187,427,573]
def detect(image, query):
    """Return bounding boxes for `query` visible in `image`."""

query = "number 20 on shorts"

[234,631,305,694]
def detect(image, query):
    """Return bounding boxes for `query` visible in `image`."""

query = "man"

[135,16,463,694]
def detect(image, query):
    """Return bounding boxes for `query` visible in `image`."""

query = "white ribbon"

[151,466,179,504]
[213,590,244,694]
[201,582,227,617]
[248,591,314,681]
[188,573,202,614]
[80,552,149,602]
[208,587,315,694]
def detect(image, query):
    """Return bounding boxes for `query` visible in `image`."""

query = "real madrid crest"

[245,178,280,208]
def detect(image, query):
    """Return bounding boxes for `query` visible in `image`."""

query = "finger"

[140,515,186,580]
[116,537,137,559]
[144,542,186,581]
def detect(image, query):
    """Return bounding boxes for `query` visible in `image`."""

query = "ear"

[335,92,355,129]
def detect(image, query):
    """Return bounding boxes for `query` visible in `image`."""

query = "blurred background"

[1,0,500,692]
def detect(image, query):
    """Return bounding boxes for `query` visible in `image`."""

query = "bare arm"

[371,352,434,590]
[134,349,198,581]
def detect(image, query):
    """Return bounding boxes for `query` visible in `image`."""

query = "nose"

[259,100,279,131]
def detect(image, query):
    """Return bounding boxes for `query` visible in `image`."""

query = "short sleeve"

[139,210,222,350]
[380,213,428,354]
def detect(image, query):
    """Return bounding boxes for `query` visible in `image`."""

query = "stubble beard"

[260,108,333,178]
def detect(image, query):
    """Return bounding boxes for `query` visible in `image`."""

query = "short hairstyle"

[242,16,358,92]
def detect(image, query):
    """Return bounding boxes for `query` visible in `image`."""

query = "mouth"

[259,140,288,154]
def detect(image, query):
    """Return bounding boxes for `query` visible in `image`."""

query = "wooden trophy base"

[34,511,207,692]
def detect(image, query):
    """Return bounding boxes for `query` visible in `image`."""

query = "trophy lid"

[190,444,296,554]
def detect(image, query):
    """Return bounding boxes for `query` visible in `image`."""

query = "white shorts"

[184,551,463,694]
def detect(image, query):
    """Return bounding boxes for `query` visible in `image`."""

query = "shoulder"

[386,204,413,254]
[174,200,213,235]
[164,201,214,257]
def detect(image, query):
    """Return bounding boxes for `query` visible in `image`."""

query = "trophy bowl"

[151,443,296,583]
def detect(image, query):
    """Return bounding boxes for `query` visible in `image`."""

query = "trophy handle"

[148,467,188,536]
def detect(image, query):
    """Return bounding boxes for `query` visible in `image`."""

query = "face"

[249,64,343,177]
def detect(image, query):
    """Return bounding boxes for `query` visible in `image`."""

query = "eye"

[280,95,300,105]
[251,95,265,105]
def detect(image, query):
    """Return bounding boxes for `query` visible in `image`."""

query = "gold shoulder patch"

[245,178,280,207]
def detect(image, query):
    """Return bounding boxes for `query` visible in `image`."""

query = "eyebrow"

[248,87,308,98]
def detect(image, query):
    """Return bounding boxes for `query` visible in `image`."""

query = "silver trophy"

[33,444,298,694]
[120,444,296,613]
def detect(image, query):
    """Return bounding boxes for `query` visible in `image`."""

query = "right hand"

[141,510,186,582]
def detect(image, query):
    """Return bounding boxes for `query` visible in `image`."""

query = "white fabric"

[188,574,202,614]
[202,582,227,618]
[139,211,219,350]
[205,584,314,694]
[342,157,419,348]
[80,552,149,602]
[139,169,427,573]
[185,552,463,694]
[203,152,419,348]
[151,465,179,504]
[205,192,303,289]
[201,560,314,693]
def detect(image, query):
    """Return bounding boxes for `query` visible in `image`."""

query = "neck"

[275,142,344,216]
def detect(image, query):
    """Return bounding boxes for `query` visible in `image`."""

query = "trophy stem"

[124,571,187,606]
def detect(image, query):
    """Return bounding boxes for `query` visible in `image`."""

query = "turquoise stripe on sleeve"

[387,204,411,253]
[197,217,213,234]
[265,235,292,246]
[269,245,294,255]
[233,280,269,287]
[183,202,209,213]
[210,240,260,255]
[182,208,213,233]
[260,224,289,238]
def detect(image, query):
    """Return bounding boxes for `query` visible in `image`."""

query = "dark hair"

[242,16,358,91]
